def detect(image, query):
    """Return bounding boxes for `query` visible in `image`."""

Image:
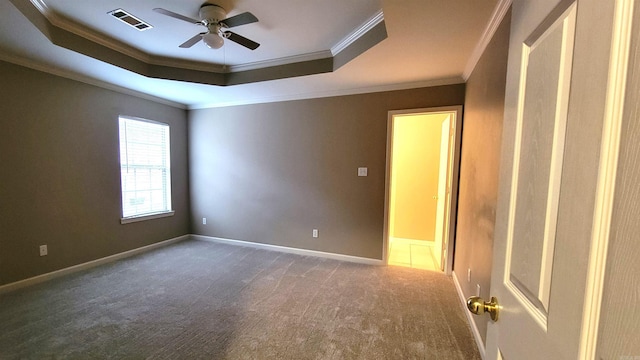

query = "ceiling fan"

[153,3,260,50]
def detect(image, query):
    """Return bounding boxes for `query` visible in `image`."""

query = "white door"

[481,0,631,358]
[433,116,450,270]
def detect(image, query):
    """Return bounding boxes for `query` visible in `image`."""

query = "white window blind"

[118,116,172,220]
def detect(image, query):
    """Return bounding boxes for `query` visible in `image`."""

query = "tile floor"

[388,238,441,271]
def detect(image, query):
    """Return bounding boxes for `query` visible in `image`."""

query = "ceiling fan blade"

[224,31,260,50]
[179,33,205,48]
[221,12,258,28]
[153,8,201,24]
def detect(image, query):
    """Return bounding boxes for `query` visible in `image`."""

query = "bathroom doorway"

[384,106,462,273]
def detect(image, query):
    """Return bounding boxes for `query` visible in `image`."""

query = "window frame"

[118,116,174,224]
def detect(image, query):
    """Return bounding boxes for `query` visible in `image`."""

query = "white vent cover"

[108,9,153,31]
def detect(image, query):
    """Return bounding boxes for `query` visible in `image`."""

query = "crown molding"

[1,48,463,111]
[31,0,154,64]
[227,50,333,73]
[0,52,187,109]
[28,0,386,81]
[462,0,512,81]
[33,0,224,73]
[148,56,227,73]
[331,10,385,56]
[28,0,48,14]
[189,76,464,109]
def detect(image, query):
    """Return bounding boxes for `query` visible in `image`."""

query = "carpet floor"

[0,239,481,359]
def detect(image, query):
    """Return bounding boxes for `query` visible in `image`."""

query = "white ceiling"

[0,0,501,109]
[44,0,384,67]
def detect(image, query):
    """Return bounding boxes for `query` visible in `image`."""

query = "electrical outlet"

[467,268,471,282]
[312,229,319,238]
[476,284,481,297]
[39,245,48,257]
[202,217,207,225]
[357,167,368,177]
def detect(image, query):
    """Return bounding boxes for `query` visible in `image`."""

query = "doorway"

[384,106,462,274]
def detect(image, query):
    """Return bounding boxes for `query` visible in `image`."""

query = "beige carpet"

[0,239,481,359]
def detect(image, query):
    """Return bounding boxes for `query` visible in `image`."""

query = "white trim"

[189,77,464,109]
[120,210,175,224]
[0,49,461,110]
[331,10,385,56]
[18,1,454,109]
[502,41,548,331]
[32,0,220,75]
[30,1,333,76]
[462,0,513,80]
[0,52,187,109]
[452,270,487,360]
[148,51,335,74]
[538,3,576,312]
[147,57,226,74]
[227,51,333,73]
[578,0,634,357]
[191,235,385,266]
[28,1,379,77]
[118,115,170,127]
[32,0,154,65]
[28,0,49,16]
[383,114,393,265]
[0,235,190,294]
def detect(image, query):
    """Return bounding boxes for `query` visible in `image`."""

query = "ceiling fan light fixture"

[153,4,260,50]
[202,32,224,49]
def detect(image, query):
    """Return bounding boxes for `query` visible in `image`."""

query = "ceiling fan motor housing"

[200,4,227,25]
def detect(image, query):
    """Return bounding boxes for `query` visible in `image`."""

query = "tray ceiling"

[0,0,502,108]
[12,0,387,85]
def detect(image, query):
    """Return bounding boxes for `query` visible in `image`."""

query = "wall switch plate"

[476,284,481,297]
[312,229,319,238]
[357,167,368,177]
[39,245,48,257]
[202,218,207,225]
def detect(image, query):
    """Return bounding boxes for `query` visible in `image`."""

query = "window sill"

[121,211,175,224]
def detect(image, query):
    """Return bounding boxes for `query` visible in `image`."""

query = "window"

[118,116,173,223]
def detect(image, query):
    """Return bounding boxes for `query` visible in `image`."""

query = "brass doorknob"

[466,296,500,322]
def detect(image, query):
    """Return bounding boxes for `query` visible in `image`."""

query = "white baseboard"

[0,234,190,294]
[452,270,487,360]
[0,234,382,294]
[191,234,385,266]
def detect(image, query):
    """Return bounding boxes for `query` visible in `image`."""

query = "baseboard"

[452,270,487,360]
[191,234,385,266]
[0,234,190,294]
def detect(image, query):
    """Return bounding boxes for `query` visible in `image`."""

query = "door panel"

[507,4,574,319]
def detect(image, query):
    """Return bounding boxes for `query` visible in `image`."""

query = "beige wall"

[0,61,190,286]
[189,85,466,259]
[391,114,447,241]
[453,9,511,344]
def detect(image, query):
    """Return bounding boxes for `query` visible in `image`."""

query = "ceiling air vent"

[108,9,153,31]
